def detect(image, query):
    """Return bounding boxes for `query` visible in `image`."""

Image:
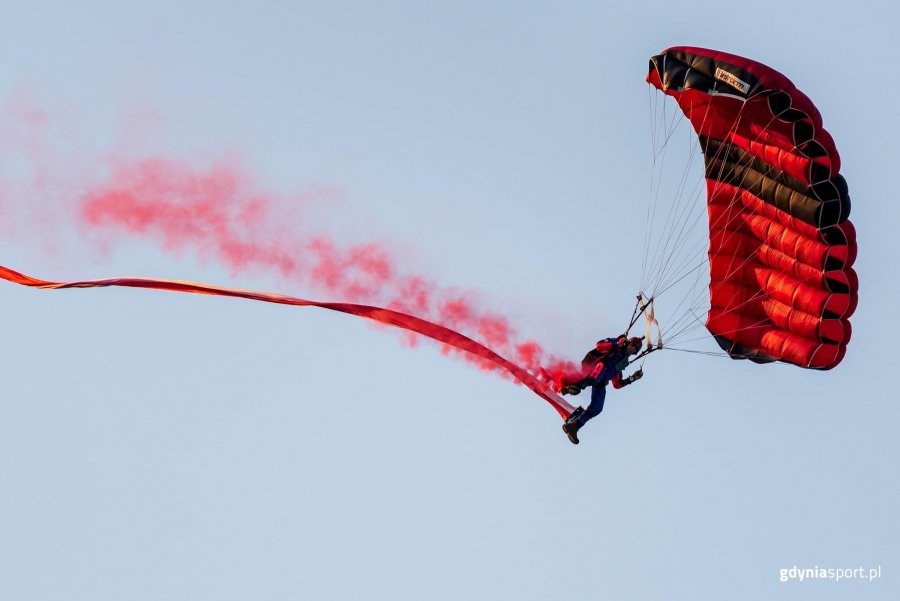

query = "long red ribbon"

[0,265,574,418]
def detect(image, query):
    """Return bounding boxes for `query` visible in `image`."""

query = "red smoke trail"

[0,94,583,413]
[78,157,580,394]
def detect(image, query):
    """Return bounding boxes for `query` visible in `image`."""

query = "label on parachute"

[714,67,750,95]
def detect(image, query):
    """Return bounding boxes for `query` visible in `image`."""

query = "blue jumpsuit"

[574,352,632,426]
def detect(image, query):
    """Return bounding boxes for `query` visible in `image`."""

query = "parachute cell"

[647,47,857,369]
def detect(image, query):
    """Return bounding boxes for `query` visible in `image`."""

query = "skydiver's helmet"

[624,336,643,355]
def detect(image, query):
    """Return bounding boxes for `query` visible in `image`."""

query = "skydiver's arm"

[613,368,644,389]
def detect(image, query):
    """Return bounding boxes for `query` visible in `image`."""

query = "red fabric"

[0,265,576,419]
[646,47,839,180]
[647,47,858,369]
[594,340,615,355]
[581,338,629,388]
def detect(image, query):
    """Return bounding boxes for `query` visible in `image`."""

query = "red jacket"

[581,337,631,388]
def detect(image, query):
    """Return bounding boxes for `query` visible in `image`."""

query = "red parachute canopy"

[647,47,857,369]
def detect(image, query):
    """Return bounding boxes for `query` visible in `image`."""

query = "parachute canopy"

[647,47,857,369]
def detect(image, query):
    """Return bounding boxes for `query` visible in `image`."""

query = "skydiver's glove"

[621,368,643,386]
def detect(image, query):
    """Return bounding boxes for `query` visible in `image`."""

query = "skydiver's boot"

[561,377,595,396]
[562,407,586,445]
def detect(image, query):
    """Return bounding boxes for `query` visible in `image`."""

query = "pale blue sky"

[0,1,897,600]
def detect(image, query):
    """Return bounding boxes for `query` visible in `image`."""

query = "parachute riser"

[632,345,660,363]
[624,292,663,356]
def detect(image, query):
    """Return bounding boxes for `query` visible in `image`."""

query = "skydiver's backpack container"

[581,336,622,370]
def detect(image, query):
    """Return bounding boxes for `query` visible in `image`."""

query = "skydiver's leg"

[581,383,607,425]
[562,383,607,444]
[572,376,595,390]
[561,377,595,396]
[559,371,595,395]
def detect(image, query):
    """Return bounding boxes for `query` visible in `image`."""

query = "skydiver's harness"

[561,294,663,403]
[571,293,663,388]
[582,293,661,379]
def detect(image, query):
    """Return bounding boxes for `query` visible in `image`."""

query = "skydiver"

[557,335,644,444]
